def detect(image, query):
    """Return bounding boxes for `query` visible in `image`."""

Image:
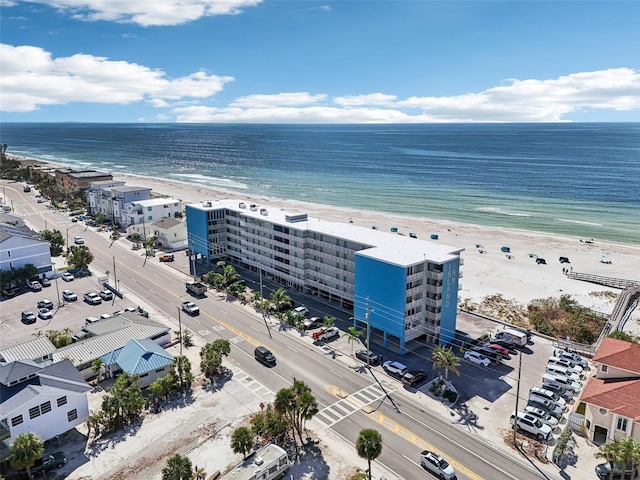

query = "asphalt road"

[4,181,550,480]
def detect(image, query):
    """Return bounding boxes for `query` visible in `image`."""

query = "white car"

[511,411,553,441]
[420,450,456,480]
[84,292,102,305]
[74,235,84,244]
[546,364,582,383]
[524,406,559,430]
[553,349,589,368]
[61,272,75,282]
[527,395,564,419]
[62,290,77,301]
[529,386,566,407]
[293,306,309,316]
[99,290,114,301]
[464,350,490,367]
[27,280,42,291]
[548,356,584,376]
[38,308,53,320]
[382,361,408,377]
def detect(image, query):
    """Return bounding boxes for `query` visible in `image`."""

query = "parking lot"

[0,274,142,349]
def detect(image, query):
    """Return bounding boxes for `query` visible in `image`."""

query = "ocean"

[1,123,639,244]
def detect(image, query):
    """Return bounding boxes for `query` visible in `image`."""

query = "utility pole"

[177,307,183,356]
[259,260,271,338]
[366,297,371,367]
[112,256,117,288]
[513,350,523,445]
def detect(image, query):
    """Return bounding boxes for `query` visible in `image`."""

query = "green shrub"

[443,390,458,403]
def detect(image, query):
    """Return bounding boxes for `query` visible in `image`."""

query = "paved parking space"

[0,275,141,349]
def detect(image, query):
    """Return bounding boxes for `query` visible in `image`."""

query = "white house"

[151,217,187,251]
[123,198,182,229]
[0,359,92,460]
[0,224,54,280]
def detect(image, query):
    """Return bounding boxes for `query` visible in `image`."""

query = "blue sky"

[1,0,639,123]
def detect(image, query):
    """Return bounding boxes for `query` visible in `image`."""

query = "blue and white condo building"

[186,200,464,351]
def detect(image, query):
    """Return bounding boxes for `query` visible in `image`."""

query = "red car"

[488,343,510,356]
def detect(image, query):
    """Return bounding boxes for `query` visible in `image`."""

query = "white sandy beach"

[109,171,640,325]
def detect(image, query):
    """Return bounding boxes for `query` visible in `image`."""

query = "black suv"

[254,346,276,367]
[595,461,638,480]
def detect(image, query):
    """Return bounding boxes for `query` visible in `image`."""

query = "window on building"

[11,415,23,427]
[29,406,41,419]
[148,206,152,211]
[148,216,153,221]
[67,409,78,422]
[617,417,628,431]
[40,401,52,414]
[57,396,68,407]
[601,365,608,373]
[155,368,165,373]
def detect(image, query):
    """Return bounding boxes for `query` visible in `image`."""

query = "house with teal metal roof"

[100,339,173,388]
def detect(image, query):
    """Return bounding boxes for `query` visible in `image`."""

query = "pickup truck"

[186,281,207,296]
[181,301,200,316]
[312,326,340,342]
[31,451,67,474]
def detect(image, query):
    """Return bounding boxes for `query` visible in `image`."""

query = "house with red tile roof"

[581,337,640,443]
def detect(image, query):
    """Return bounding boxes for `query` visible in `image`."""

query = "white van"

[545,364,581,383]
[85,317,99,325]
[495,328,528,347]
[542,373,581,394]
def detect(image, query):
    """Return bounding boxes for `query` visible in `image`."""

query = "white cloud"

[0,44,233,112]
[397,68,640,122]
[18,0,262,26]
[333,93,397,107]
[230,92,327,108]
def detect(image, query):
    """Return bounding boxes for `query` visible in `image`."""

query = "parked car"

[355,349,381,366]
[527,395,564,419]
[30,452,67,474]
[548,356,584,376]
[62,290,77,302]
[159,254,175,262]
[37,299,54,309]
[523,406,559,430]
[303,317,323,330]
[21,311,37,323]
[491,339,517,352]
[486,343,510,356]
[293,306,309,316]
[510,411,553,441]
[38,308,53,320]
[383,360,408,377]
[74,235,84,244]
[99,290,114,301]
[553,349,589,368]
[420,450,456,480]
[2,287,17,297]
[402,370,427,388]
[27,280,42,291]
[542,383,574,401]
[61,272,75,282]
[542,373,582,395]
[84,292,102,305]
[529,386,567,407]
[595,461,638,480]
[545,364,582,383]
[40,277,51,287]
[311,326,340,342]
[464,350,491,367]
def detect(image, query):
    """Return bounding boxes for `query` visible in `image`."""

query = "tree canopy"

[8,432,44,480]
[356,429,383,480]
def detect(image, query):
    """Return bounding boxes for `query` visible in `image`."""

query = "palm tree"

[92,358,106,381]
[200,339,231,377]
[8,432,45,480]
[269,288,291,315]
[356,428,383,480]
[596,441,625,480]
[170,356,194,391]
[162,453,193,480]
[220,265,240,290]
[323,315,336,328]
[623,438,640,480]
[346,326,363,356]
[130,232,143,249]
[193,466,207,480]
[431,345,460,381]
[231,427,254,459]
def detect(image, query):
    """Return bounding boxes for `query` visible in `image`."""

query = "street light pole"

[177,307,183,356]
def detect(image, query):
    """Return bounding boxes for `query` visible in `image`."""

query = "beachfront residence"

[149,217,187,251]
[55,168,113,193]
[122,197,181,229]
[99,338,174,388]
[87,181,152,225]
[185,200,463,351]
[580,337,640,444]
[53,313,172,380]
[0,359,92,461]
[0,223,54,281]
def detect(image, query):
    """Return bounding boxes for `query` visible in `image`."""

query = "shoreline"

[8,155,640,320]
